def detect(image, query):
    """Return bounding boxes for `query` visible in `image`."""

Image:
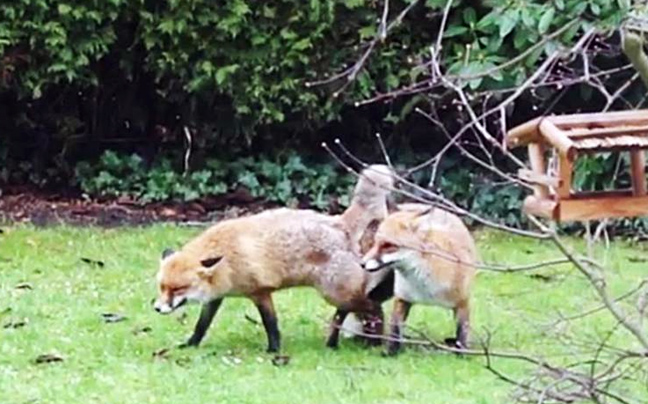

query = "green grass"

[0,225,646,404]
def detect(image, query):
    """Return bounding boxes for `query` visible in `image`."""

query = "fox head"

[361,209,431,272]
[153,248,224,314]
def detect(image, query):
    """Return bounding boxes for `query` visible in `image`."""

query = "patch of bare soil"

[0,187,276,227]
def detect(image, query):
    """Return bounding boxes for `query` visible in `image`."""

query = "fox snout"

[153,294,187,314]
[361,256,396,272]
[362,244,403,272]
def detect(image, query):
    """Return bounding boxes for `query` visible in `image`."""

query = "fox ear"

[161,248,175,260]
[197,256,224,278]
[386,195,398,213]
[408,213,430,233]
[408,207,433,231]
[415,207,433,218]
[200,256,223,268]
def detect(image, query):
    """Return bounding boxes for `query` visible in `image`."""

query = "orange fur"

[157,209,369,307]
[154,165,396,350]
[362,203,478,352]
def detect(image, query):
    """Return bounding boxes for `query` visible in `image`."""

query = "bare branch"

[305,0,419,97]
[527,215,648,351]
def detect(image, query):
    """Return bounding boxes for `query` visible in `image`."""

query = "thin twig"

[528,215,648,351]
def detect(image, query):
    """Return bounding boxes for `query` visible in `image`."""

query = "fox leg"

[360,270,393,346]
[328,296,385,348]
[252,293,281,353]
[358,304,384,347]
[180,298,224,348]
[325,309,350,349]
[452,301,470,349]
[386,298,412,356]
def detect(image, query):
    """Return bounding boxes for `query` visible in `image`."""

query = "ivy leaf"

[215,64,239,85]
[463,8,477,25]
[521,8,534,28]
[617,0,630,9]
[590,2,601,16]
[359,25,376,39]
[543,40,558,56]
[231,0,251,16]
[158,19,174,34]
[385,73,399,90]
[443,25,469,38]
[482,62,503,81]
[570,2,588,15]
[343,0,364,8]
[57,4,71,15]
[476,11,498,33]
[201,60,214,75]
[498,10,519,38]
[32,85,42,99]
[525,47,544,68]
[262,6,276,18]
[425,0,451,7]
[292,38,311,51]
[47,63,68,73]
[538,8,555,35]
[468,77,482,90]
[383,113,399,124]
[399,95,424,120]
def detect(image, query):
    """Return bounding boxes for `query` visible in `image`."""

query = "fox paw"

[382,349,399,357]
[177,340,199,349]
[383,343,401,357]
[443,338,467,351]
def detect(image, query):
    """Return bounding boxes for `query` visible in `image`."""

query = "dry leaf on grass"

[152,348,171,360]
[132,326,152,335]
[101,313,126,323]
[80,257,105,268]
[3,319,27,329]
[34,354,64,365]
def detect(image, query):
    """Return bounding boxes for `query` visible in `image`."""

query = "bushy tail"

[341,165,395,254]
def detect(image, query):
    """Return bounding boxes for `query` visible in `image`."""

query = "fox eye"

[380,242,398,254]
[171,286,188,295]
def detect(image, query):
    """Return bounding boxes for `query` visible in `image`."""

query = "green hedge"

[0,0,434,145]
[1,1,629,145]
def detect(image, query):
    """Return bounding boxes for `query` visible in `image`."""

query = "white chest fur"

[394,257,453,308]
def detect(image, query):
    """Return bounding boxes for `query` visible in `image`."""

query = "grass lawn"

[1,224,646,404]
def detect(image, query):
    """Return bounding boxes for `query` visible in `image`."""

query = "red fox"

[334,164,395,344]
[361,203,478,355]
[154,165,395,352]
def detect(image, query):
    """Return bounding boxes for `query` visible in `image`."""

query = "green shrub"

[74,150,354,209]
[74,149,648,234]
[0,0,433,144]
[1,0,631,158]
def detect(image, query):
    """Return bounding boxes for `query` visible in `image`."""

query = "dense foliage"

[0,0,643,227]
[74,150,357,209]
[1,1,633,157]
[0,0,433,151]
[71,149,526,226]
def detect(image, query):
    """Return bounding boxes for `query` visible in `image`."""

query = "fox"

[361,203,478,355]
[154,165,395,352]
[334,164,396,343]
